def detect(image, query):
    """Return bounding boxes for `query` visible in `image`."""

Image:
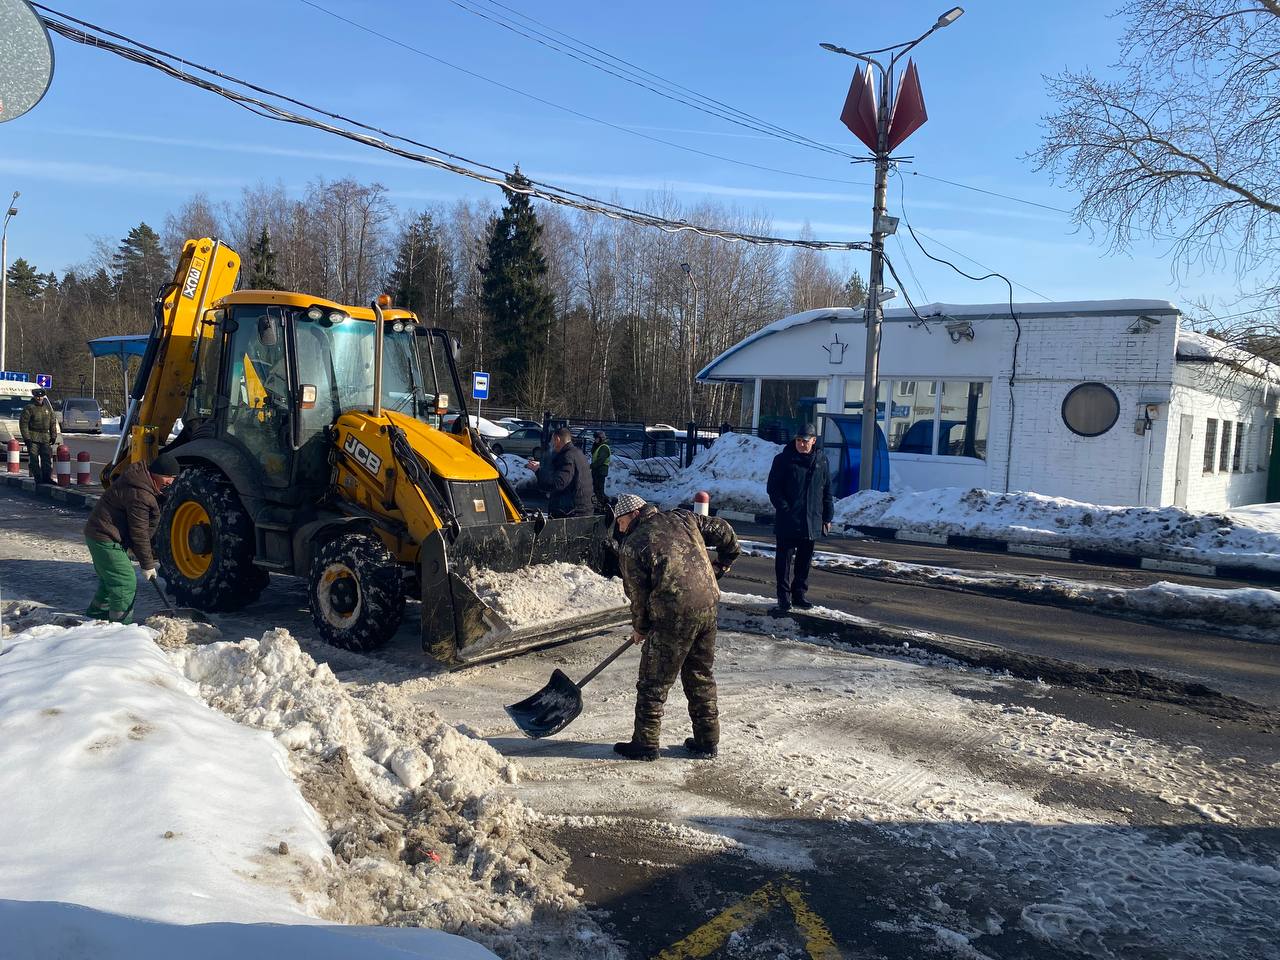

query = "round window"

[1061,382,1120,437]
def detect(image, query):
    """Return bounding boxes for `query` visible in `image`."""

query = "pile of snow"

[835,487,1280,569]
[467,561,629,628]
[0,620,494,959]
[173,626,616,959]
[612,433,782,514]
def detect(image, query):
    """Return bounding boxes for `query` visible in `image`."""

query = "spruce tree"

[479,169,555,402]
[388,213,456,323]
[247,226,280,290]
[5,258,43,301]
[844,269,868,307]
[112,223,169,309]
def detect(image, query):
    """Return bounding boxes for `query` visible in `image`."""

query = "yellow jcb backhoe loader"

[105,238,627,663]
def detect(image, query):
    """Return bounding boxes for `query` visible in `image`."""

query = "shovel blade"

[504,668,584,739]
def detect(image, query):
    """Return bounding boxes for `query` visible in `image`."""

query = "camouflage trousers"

[632,606,719,749]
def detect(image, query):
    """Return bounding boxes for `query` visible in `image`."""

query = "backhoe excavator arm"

[104,238,240,486]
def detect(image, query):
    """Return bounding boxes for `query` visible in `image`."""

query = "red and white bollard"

[6,438,19,474]
[76,450,92,485]
[55,444,72,487]
[693,490,711,516]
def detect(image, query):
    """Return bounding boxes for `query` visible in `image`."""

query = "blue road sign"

[35,374,52,390]
[472,371,490,400]
[1,371,30,382]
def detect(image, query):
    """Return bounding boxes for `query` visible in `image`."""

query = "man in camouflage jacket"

[611,493,741,761]
[18,388,60,484]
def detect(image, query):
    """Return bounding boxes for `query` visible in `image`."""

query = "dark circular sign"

[1061,382,1121,438]
[0,0,54,124]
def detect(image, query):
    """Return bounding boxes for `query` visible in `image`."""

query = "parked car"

[497,417,540,432]
[0,389,34,456]
[441,414,511,454]
[500,426,546,460]
[55,396,104,434]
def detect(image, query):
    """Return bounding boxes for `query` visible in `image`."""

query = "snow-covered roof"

[1176,328,1280,382]
[698,299,1181,381]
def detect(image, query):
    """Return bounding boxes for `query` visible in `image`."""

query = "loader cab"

[187,292,468,496]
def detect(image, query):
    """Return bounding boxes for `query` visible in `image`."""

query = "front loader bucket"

[420,514,630,666]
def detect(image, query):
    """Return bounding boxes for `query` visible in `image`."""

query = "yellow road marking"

[652,878,841,960]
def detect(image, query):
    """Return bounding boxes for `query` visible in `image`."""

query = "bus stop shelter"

[87,334,148,409]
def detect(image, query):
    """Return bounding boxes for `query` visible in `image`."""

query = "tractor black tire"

[156,466,269,612]
[308,532,405,652]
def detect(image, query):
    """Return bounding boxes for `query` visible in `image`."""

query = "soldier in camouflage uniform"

[610,493,741,761]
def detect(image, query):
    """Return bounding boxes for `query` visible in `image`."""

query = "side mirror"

[257,315,277,347]
[451,337,462,361]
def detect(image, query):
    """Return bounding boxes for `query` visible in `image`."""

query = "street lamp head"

[5,208,16,218]
[819,41,855,56]
[680,262,692,275]
[935,6,964,28]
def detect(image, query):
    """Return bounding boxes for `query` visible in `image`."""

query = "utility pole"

[821,8,963,491]
[1,192,19,373]
[680,261,700,424]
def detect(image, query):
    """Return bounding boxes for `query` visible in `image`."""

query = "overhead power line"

[439,0,853,160]
[33,5,870,252]
[294,0,864,186]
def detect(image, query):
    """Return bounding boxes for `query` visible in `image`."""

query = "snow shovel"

[147,576,211,624]
[505,637,636,739]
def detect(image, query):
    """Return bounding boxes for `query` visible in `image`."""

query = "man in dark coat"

[611,493,741,761]
[766,422,833,615]
[527,427,594,518]
[83,454,181,622]
[18,388,60,484]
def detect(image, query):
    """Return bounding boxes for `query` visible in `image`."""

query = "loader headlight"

[306,307,324,321]
[327,311,347,326]
[391,321,405,333]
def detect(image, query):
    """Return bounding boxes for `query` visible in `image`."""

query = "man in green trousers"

[84,453,181,623]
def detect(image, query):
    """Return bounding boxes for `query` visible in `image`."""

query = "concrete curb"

[703,504,1280,586]
[1,474,99,511]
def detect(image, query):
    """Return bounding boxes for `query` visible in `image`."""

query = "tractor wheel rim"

[171,501,213,580]
[318,563,361,629]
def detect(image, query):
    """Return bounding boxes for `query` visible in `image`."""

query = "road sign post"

[472,371,490,426]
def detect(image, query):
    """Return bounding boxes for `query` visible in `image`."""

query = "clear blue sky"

[0,0,1244,313]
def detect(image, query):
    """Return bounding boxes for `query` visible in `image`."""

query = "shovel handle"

[576,637,636,689]
[149,575,175,612]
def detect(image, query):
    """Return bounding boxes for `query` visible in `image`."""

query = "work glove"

[142,567,158,582]
[713,562,732,580]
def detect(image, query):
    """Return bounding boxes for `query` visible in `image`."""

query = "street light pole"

[680,262,700,424]
[821,8,962,491]
[1,192,19,373]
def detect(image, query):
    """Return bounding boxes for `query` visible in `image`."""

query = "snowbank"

[613,433,782,514]
[0,620,498,958]
[496,453,537,491]
[835,487,1280,569]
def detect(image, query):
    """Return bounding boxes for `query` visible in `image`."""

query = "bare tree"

[1033,1,1280,301]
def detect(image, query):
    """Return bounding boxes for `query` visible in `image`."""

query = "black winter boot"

[613,740,659,761]
[791,593,814,610]
[683,737,718,759]
[769,590,791,617]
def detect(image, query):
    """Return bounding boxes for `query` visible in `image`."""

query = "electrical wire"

[293,0,864,186]
[902,216,1023,493]
[440,0,853,159]
[34,6,870,252]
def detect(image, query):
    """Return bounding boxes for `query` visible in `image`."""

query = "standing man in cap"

[19,388,60,484]
[590,430,612,511]
[83,453,182,623]
[766,422,833,615]
[611,492,741,761]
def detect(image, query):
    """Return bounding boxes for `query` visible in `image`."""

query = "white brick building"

[697,300,1280,510]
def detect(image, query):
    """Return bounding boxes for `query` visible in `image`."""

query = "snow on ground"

[401,615,1280,960]
[495,454,537,492]
[836,486,1280,569]
[467,561,629,629]
[739,539,1280,642]
[0,619,495,959]
[610,433,780,513]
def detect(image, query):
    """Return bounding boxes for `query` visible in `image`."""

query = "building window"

[1233,422,1245,473]
[759,379,823,443]
[1260,419,1273,472]
[1220,421,1234,474]
[937,380,989,458]
[1204,418,1218,473]
[891,380,939,454]
[740,378,756,429]
[1061,382,1120,437]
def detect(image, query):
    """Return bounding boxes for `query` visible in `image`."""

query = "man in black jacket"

[766,423,833,615]
[527,427,594,518]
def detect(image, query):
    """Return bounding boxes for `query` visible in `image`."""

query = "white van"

[0,382,37,456]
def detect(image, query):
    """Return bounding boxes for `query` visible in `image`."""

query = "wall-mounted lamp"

[1127,315,1161,335]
